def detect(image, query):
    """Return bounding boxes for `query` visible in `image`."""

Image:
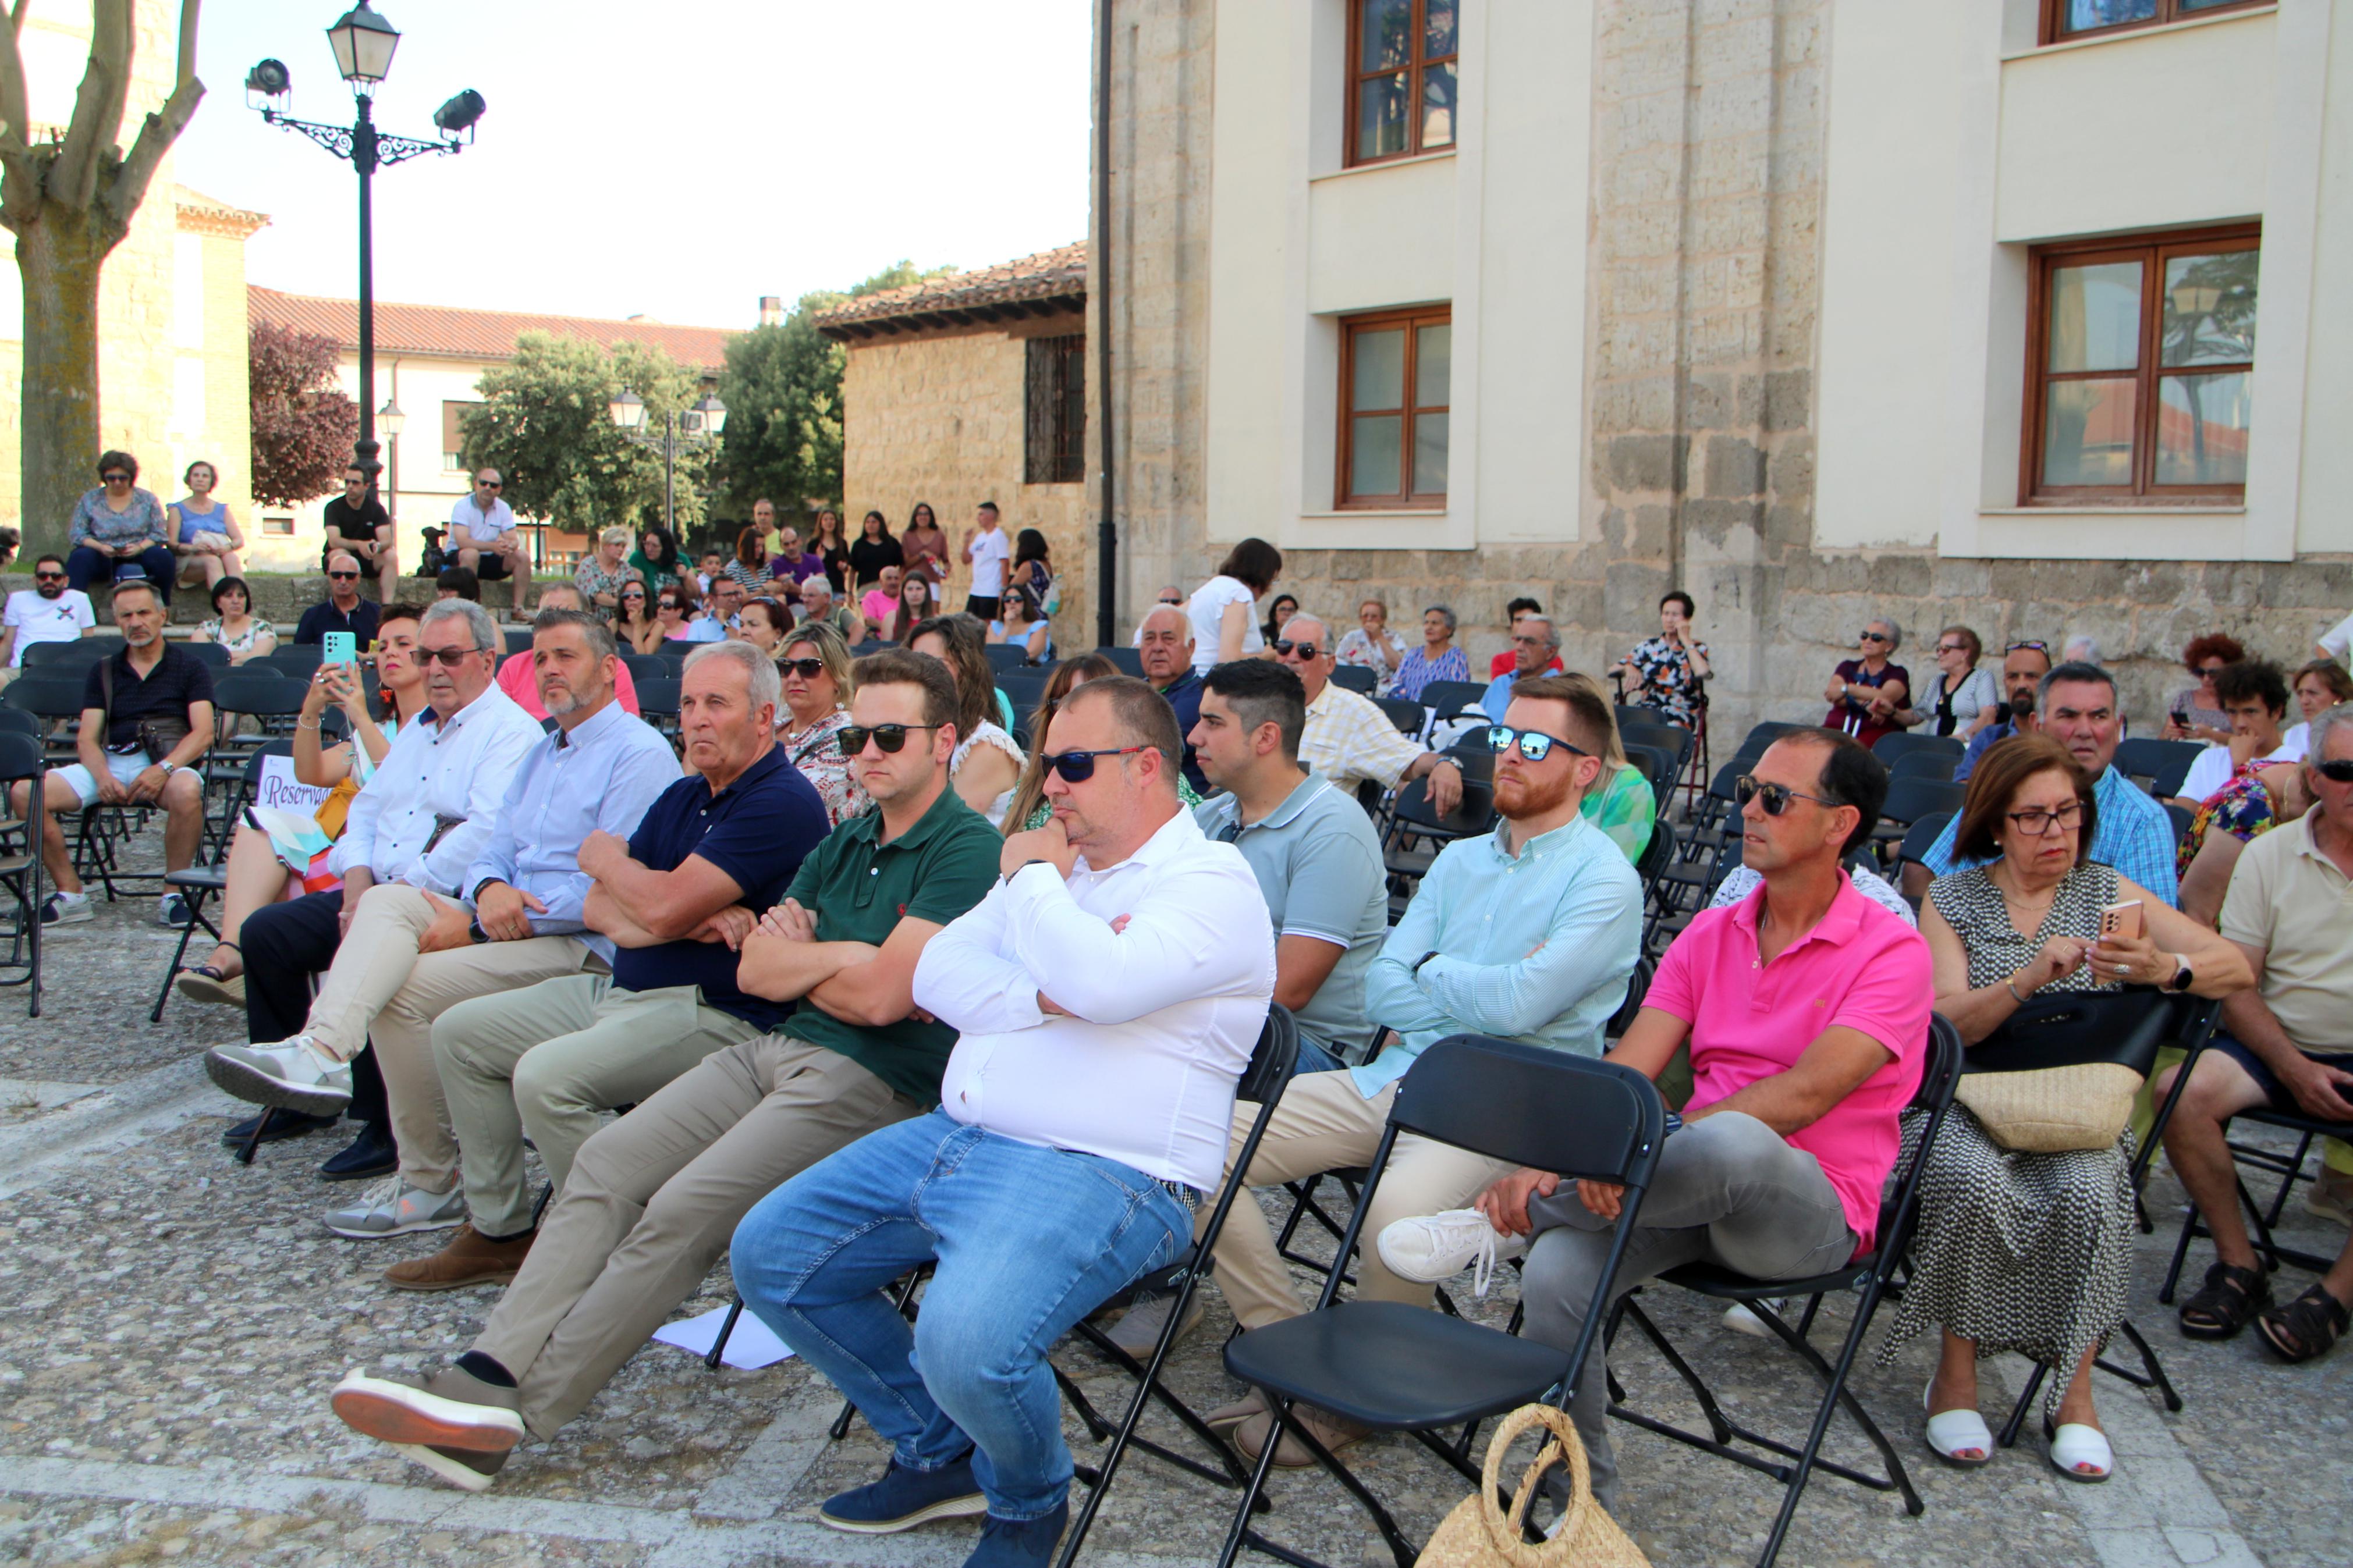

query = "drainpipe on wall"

[1094,0,1118,652]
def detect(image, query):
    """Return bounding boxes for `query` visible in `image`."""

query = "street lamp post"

[377,396,405,526]
[609,391,728,542]
[246,5,484,495]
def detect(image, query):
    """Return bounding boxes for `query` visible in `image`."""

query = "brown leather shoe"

[383,1224,535,1292]
[1204,1387,1266,1437]
[1232,1402,1372,1469]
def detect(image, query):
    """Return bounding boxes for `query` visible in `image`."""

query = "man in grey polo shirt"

[1109,659,1388,1354]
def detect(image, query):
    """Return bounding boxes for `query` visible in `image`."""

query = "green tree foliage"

[714,260,954,526]
[459,333,709,536]
[247,321,358,509]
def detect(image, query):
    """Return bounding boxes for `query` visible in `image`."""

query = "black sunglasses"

[1485,724,1588,764]
[2315,759,2353,784]
[837,723,943,755]
[101,472,130,483]
[1736,774,1839,816]
[1044,745,1151,783]
[782,657,827,678]
[1858,630,1890,643]
[328,570,360,581]
[477,479,503,489]
[2005,640,2049,655]
[417,645,485,667]
[34,570,64,581]
[1272,639,1326,659]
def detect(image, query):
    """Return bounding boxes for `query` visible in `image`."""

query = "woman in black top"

[847,510,903,591]
[811,508,851,594]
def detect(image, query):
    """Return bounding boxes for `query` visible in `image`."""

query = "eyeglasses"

[2006,801,2084,835]
[782,658,828,678]
[837,722,944,756]
[1044,744,1151,783]
[1736,774,1838,816]
[2005,641,2050,655]
[1858,630,1890,643]
[327,570,359,581]
[101,472,129,483]
[416,644,485,667]
[477,479,502,489]
[1158,596,1181,605]
[2314,759,2353,785]
[1272,639,1326,659]
[1936,643,1970,656]
[2191,663,2226,677]
[620,588,647,599]
[1485,725,1589,764]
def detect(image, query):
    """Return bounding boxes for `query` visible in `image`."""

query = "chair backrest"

[634,677,683,717]
[1386,774,1496,841]
[1896,809,1953,869]
[4,673,92,720]
[1237,1003,1301,1107]
[1631,816,1676,894]
[1092,645,1145,677]
[984,642,1030,673]
[1619,719,1691,770]
[656,638,692,660]
[179,639,232,668]
[0,707,37,738]
[213,671,308,719]
[22,637,120,670]
[1623,743,1676,804]
[261,644,324,675]
[1372,695,1423,736]
[850,640,892,659]
[621,652,668,684]
[1879,776,1965,826]
[1329,663,1377,694]
[998,672,1050,717]
[0,728,41,783]
[1871,731,1964,766]
[2113,737,2203,799]
[1868,1014,1965,1262]
[1737,720,1808,754]
[1605,956,1655,1041]
[505,628,534,656]
[1888,749,1957,785]
[2165,800,2194,846]
[1420,679,1490,720]
[1392,1034,1667,1190]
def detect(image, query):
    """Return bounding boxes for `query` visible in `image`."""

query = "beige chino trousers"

[432,974,764,1237]
[471,1032,922,1439]
[1207,1071,1518,1331]
[301,882,601,1193]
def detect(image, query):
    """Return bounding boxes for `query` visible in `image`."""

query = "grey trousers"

[1517,1111,1857,1513]
[470,1032,923,1439]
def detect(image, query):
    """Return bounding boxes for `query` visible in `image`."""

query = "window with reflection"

[1348,0,1458,166]
[2044,0,2266,44]
[1339,307,1450,508]
[2026,230,2257,502]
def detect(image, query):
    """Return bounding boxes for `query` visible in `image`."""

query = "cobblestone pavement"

[0,834,2348,1567]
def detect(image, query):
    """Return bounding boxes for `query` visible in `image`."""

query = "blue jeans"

[730,1109,1191,1520]
[1293,1035,1347,1076]
[66,544,176,605]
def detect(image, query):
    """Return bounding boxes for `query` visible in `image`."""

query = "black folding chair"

[1871,777,1965,865]
[0,729,46,1016]
[635,678,683,742]
[1417,680,1490,737]
[1887,749,1958,784]
[258,644,324,678]
[1214,1037,1668,1568]
[1602,1014,1963,1568]
[150,742,289,1023]
[1892,810,1953,898]
[1869,732,1963,769]
[1372,696,1422,737]
[212,671,308,748]
[1621,744,1676,809]
[1052,1006,1302,1565]
[22,637,120,671]
[1619,720,1692,785]
[1329,664,1377,695]
[504,628,534,656]
[1962,991,2220,1448]
[984,642,1030,673]
[180,639,232,670]
[2113,737,2203,799]
[620,652,668,684]
[1092,645,1144,677]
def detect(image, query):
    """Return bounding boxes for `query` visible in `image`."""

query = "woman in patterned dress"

[1613,590,1712,728]
[1391,604,1470,702]
[1901,734,2247,1482]
[775,622,865,827]
[572,526,644,617]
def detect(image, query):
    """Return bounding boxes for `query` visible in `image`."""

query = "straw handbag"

[1952,988,2174,1154]
[1417,1405,1649,1568]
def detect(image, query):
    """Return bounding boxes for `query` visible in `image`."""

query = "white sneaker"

[203,1034,354,1117]
[1722,1299,1787,1338]
[1375,1208,1529,1297]
[324,1176,468,1239]
[40,891,91,927]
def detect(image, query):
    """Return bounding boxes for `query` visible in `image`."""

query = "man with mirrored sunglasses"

[1202,675,1642,1469]
[1284,612,1464,815]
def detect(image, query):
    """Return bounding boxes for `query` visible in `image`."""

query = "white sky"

[172,0,1093,330]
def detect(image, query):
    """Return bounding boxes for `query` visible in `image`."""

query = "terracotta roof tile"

[813,243,1085,338]
[246,286,737,374]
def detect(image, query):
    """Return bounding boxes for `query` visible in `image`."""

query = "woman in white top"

[1186,536,1283,674]
[2283,659,2353,757]
[193,575,278,667]
[909,613,1025,826]
[1896,625,2003,739]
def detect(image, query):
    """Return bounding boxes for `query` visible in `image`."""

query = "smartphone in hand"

[322,631,356,667]
[2099,899,2144,941]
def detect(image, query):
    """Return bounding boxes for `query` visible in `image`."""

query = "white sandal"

[1922,1379,1993,1468]
[2045,1418,2113,1483]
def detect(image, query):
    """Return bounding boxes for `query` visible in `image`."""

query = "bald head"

[1137,603,1195,684]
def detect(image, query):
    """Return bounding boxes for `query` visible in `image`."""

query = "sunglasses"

[1936,643,1971,655]
[837,722,943,756]
[101,472,130,483]
[1043,744,1151,783]
[2191,663,2226,676]
[1485,724,1588,764]
[1858,630,1890,643]
[1272,639,1326,659]
[477,480,503,489]
[621,589,647,599]
[328,570,360,581]
[416,645,485,667]
[2005,640,2049,655]
[1158,596,1182,605]
[782,657,828,678]
[2315,759,2353,785]
[1736,774,1838,816]
[34,570,64,582]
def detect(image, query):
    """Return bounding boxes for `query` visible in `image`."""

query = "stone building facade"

[1089,0,2353,740]
[818,247,1091,637]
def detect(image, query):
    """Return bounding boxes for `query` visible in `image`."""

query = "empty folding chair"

[1887,749,1958,784]
[151,742,290,1022]
[1213,1037,1667,1568]
[0,729,46,1016]
[1092,645,1144,677]
[1869,731,1964,769]
[1329,664,1377,695]
[1372,696,1422,737]
[2113,737,2203,799]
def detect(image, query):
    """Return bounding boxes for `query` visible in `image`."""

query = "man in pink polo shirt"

[1379,727,1932,1512]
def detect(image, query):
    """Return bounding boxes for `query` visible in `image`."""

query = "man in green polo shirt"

[324,649,1002,1491]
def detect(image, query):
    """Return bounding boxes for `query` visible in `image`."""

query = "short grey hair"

[1423,604,1458,635]
[684,637,782,712]
[2063,634,2102,664]
[1282,612,1330,652]
[1524,616,1560,650]
[2037,660,2118,716]
[2307,702,2353,764]
[801,577,834,602]
[1868,616,1903,652]
[533,606,617,663]
[422,597,499,657]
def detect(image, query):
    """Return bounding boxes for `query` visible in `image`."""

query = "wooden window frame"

[1336,305,1450,511]
[1024,333,1086,486]
[2039,0,2268,46]
[2019,223,2259,506]
[1344,0,1459,169]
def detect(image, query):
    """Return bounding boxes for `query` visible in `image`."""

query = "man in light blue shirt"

[206,609,679,1243]
[1905,662,2181,906]
[1191,673,1644,1468]
[1478,616,1560,723]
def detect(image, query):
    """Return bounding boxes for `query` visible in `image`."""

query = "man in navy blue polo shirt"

[399,640,831,1290]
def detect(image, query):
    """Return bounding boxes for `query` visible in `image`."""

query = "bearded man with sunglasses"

[728,675,1275,1565]
[1380,727,1932,1512]
[325,650,1000,1492]
[1200,675,1644,1469]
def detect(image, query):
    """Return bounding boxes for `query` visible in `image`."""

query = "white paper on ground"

[650,1304,795,1370]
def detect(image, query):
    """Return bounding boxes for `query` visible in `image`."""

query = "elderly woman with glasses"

[1391,603,1470,703]
[66,450,176,605]
[1823,617,1911,748]
[1898,734,2245,1484]
[573,526,644,616]
[1894,625,2002,739]
[774,621,865,826]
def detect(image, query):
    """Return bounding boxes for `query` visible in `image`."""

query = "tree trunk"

[15,194,122,559]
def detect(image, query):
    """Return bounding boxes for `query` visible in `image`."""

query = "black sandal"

[2180,1260,2272,1339]
[2254,1283,2349,1363]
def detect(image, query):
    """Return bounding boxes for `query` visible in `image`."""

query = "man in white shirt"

[959,500,1010,620]
[449,469,532,595]
[1284,613,1464,815]
[729,675,1276,1566]
[211,599,544,1160]
[0,554,96,685]
[2174,660,2302,809]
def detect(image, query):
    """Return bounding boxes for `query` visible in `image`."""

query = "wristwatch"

[466,918,489,945]
[2165,953,2194,992]
[1007,858,1055,884]
[1412,949,1442,977]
